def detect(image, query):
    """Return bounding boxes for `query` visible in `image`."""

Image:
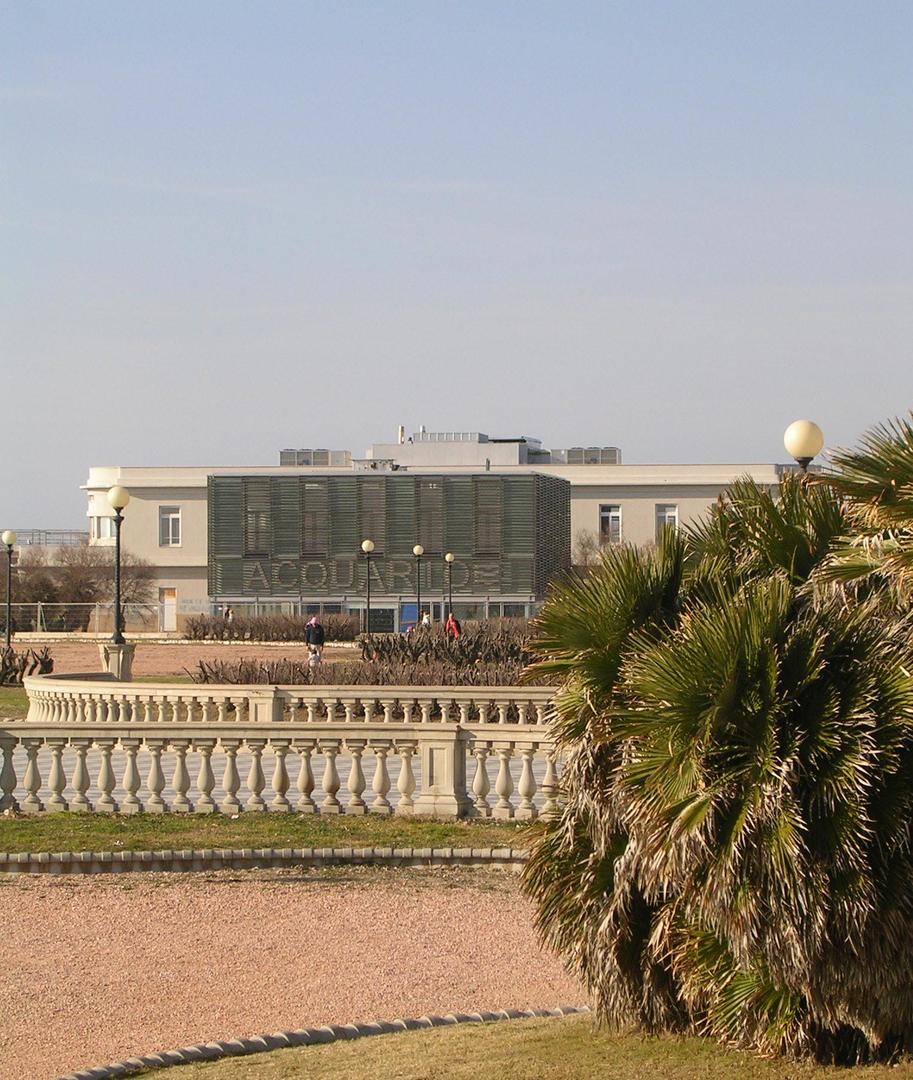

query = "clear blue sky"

[3,1,912,525]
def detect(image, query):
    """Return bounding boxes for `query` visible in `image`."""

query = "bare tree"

[572,528,600,569]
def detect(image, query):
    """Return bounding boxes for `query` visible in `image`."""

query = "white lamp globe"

[107,485,131,511]
[784,420,824,463]
[413,544,424,557]
[361,539,375,554]
[444,552,455,563]
[1,530,16,548]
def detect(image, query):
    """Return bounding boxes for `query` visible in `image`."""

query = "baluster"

[156,697,167,724]
[84,696,97,724]
[478,702,490,725]
[370,742,392,815]
[382,699,394,724]
[0,738,20,813]
[96,740,118,812]
[324,697,338,723]
[516,702,528,726]
[121,739,142,813]
[541,751,560,820]
[492,747,514,819]
[244,740,266,811]
[401,701,414,724]
[535,702,548,725]
[220,740,242,814]
[471,746,492,817]
[145,740,167,812]
[306,700,318,723]
[320,740,342,813]
[295,742,317,813]
[216,697,228,723]
[395,742,416,815]
[194,740,216,813]
[46,739,68,811]
[141,696,154,723]
[270,741,291,812]
[74,696,86,723]
[71,740,91,811]
[199,697,213,723]
[459,702,470,726]
[361,698,374,723]
[420,699,432,723]
[21,740,44,813]
[117,695,130,724]
[22,740,44,813]
[345,741,367,815]
[497,703,509,725]
[171,740,193,812]
[516,747,537,820]
[343,699,356,724]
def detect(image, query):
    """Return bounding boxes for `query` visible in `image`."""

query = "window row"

[598,504,679,546]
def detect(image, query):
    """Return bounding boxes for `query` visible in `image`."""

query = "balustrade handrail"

[23,674,556,727]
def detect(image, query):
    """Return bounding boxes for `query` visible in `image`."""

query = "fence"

[1,676,560,819]
[0,603,160,634]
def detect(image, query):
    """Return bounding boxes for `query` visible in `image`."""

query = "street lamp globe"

[361,539,375,554]
[784,421,824,471]
[413,544,424,557]
[1,530,16,548]
[444,552,455,563]
[107,485,131,511]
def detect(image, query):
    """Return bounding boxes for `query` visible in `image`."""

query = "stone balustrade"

[2,675,561,820]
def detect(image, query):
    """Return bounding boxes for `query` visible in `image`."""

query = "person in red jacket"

[445,612,462,639]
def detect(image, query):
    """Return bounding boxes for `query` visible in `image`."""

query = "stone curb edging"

[55,1004,590,1080]
[0,845,529,875]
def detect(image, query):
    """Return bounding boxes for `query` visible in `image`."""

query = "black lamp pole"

[415,553,422,625]
[4,542,13,650]
[447,559,453,618]
[112,508,125,644]
[365,550,371,634]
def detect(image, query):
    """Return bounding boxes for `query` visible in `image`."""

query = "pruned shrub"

[187,656,533,687]
[0,646,53,686]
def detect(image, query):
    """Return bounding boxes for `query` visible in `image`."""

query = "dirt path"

[35,640,357,677]
[0,868,580,1080]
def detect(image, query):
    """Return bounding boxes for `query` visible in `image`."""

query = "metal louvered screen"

[208,472,570,600]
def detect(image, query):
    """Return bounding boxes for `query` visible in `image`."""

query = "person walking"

[305,615,325,665]
[445,611,462,639]
[420,609,431,628]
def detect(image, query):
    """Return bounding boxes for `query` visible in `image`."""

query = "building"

[84,428,789,631]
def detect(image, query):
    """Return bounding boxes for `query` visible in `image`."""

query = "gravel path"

[0,868,580,1080]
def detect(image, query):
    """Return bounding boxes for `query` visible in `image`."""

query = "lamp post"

[784,420,825,474]
[413,544,424,626]
[361,539,375,633]
[107,486,130,644]
[444,552,454,619]
[1,530,16,650]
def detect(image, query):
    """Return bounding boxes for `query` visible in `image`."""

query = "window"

[159,506,182,547]
[91,516,116,540]
[655,504,678,542]
[599,505,622,545]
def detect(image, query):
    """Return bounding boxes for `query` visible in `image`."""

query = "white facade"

[84,430,787,628]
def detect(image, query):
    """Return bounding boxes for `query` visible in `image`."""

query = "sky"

[3,1,913,526]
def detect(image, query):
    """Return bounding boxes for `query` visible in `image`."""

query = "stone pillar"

[98,642,136,681]
[413,728,472,818]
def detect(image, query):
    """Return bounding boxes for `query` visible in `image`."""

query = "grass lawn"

[138,1013,913,1079]
[0,812,528,853]
[0,685,27,720]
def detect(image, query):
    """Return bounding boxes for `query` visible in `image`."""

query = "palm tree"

[523,465,913,1063]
